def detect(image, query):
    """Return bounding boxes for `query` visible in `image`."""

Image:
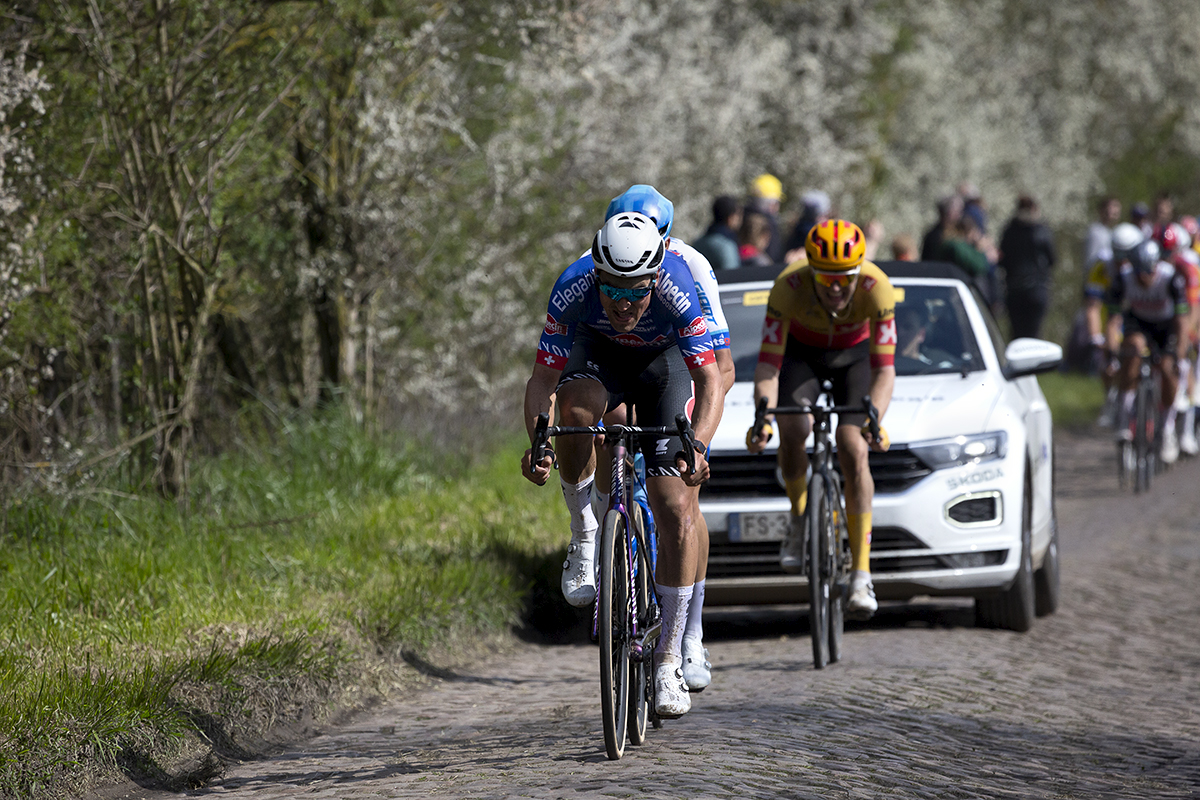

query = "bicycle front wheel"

[599,509,631,760]
[1134,375,1153,493]
[626,503,651,747]
[827,479,848,664]
[807,476,831,670]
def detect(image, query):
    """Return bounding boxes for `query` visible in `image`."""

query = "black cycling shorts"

[778,337,871,427]
[1123,316,1176,358]
[557,327,694,477]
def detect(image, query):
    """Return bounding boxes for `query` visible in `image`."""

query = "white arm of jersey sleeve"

[668,237,729,337]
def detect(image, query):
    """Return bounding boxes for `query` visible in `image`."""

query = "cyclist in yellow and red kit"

[747,219,896,619]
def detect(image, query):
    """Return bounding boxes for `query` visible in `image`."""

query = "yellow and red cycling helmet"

[806,219,866,272]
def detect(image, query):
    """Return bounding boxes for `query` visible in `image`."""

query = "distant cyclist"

[522,212,723,718]
[1086,222,1143,427]
[746,220,896,620]
[1105,238,1190,462]
[597,185,735,694]
[1158,222,1200,455]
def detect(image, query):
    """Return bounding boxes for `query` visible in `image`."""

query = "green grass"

[1038,371,1106,429]
[0,414,567,798]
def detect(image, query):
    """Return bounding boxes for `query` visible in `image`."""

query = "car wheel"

[1035,449,1060,617]
[975,466,1036,632]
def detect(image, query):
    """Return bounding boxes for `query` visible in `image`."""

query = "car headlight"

[910,431,1007,471]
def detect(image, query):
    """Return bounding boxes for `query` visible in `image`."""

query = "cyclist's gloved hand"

[862,422,890,452]
[746,422,773,451]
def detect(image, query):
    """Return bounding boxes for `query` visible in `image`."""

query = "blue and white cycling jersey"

[666,236,730,350]
[536,251,716,372]
[572,238,730,352]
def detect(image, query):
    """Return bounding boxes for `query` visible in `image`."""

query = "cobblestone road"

[114,432,1200,798]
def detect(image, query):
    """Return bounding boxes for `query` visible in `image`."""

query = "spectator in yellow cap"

[748,173,785,264]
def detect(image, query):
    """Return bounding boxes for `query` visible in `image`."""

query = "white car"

[700,261,1062,631]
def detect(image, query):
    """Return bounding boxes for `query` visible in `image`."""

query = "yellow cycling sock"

[848,511,872,573]
[785,475,808,517]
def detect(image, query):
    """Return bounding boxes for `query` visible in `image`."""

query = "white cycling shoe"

[1162,427,1181,465]
[779,515,804,574]
[681,636,711,692]
[1181,429,1199,456]
[654,663,691,718]
[560,537,596,608]
[846,570,878,621]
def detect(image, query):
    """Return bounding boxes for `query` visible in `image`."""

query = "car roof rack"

[713,259,973,286]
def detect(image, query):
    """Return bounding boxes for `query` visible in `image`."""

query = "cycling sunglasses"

[598,280,655,303]
[812,269,860,288]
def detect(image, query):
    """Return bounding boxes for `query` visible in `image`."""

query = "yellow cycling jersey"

[758,260,897,369]
[1085,258,1116,300]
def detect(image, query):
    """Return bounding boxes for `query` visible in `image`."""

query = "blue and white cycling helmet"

[605,184,674,239]
[592,212,665,279]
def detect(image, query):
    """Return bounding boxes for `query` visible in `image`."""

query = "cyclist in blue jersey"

[522,212,724,718]
[596,185,734,693]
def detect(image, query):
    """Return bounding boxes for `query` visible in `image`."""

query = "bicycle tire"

[1135,372,1152,493]
[807,476,831,670]
[827,477,848,664]
[626,503,650,747]
[1116,440,1130,490]
[599,509,631,760]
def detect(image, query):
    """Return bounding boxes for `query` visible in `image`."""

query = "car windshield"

[719,281,985,381]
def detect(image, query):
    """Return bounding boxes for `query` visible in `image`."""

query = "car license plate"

[729,512,789,542]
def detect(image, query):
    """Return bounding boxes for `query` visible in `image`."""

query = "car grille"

[707,524,1005,579]
[700,453,780,497]
[701,448,933,498]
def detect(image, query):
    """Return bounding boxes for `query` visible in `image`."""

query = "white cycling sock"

[592,489,610,524]
[655,583,693,667]
[683,579,705,643]
[1122,390,1136,415]
[560,475,598,544]
[1185,405,1196,435]
[1166,406,1179,430]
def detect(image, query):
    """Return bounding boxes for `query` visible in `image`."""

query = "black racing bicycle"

[751,385,880,670]
[531,413,697,760]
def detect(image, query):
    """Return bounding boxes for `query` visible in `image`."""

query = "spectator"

[998,195,1057,339]
[959,182,989,234]
[782,189,832,259]
[1131,201,1152,237]
[863,219,885,261]
[738,212,774,268]
[1083,196,1121,273]
[891,234,918,261]
[1154,191,1175,229]
[921,194,963,260]
[936,214,995,306]
[746,173,785,264]
[691,195,742,271]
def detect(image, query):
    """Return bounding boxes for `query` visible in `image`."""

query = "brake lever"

[675,414,696,475]
[752,395,769,443]
[863,395,881,441]
[532,413,552,473]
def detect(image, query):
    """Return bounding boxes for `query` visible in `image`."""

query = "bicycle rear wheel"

[626,503,651,747]
[807,476,831,670]
[599,509,631,760]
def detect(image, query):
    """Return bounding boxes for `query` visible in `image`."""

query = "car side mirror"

[1003,337,1062,379]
